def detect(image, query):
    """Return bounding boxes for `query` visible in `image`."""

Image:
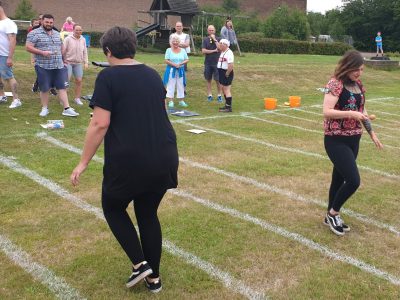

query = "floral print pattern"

[324,78,365,136]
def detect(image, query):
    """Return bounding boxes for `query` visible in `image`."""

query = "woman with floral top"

[322,50,383,236]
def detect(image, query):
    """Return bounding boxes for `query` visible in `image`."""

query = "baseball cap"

[219,39,230,47]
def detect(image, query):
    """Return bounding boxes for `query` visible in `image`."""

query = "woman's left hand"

[370,132,384,149]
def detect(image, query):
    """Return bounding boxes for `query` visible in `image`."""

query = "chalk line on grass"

[170,189,400,286]
[0,154,266,300]
[0,233,85,300]
[36,133,400,237]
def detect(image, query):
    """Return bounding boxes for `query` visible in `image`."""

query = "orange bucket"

[264,98,277,110]
[289,96,301,107]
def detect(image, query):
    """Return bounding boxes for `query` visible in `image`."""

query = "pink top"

[62,22,74,32]
[63,35,88,64]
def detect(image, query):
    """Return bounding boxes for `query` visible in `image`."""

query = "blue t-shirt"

[375,36,382,45]
[165,48,188,64]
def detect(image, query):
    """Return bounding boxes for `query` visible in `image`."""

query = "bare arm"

[70,107,110,186]
[226,62,234,76]
[323,93,367,121]
[26,41,52,57]
[6,33,16,67]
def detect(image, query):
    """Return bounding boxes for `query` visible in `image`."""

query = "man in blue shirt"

[26,14,79,117]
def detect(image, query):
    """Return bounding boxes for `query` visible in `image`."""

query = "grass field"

[1,46,399,299]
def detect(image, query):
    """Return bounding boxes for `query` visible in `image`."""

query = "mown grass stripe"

[170,189,400,286]
[36,133,400,237]
[0,234,85,300]
[0,154,266,300]
[179,158,400,237]
[175,121,400,180]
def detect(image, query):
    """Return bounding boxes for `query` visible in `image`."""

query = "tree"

[340,0,400,51]
[222,0,240,14]
[263,5,310,41]
[13,0,36,20]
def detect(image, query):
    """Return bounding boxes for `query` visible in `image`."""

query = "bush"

[196,35,352,55]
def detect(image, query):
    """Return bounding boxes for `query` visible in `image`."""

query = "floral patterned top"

[324,77,365,136]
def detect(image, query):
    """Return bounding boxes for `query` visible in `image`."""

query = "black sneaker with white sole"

[324,216,350,232]
[144,277,162,293]
[326,213,345,236]
[126,261,153,288]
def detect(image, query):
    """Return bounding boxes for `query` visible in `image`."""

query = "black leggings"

[102,189,166,278]
[324,135,361,212]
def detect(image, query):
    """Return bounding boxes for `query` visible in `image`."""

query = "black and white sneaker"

[126,261,153,288]
[324,216,350,232]
[326,213,345,236]
[144,277,162,293]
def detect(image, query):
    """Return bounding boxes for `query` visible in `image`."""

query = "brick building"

[4,0,306,32]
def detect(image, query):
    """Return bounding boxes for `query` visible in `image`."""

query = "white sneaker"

[39,107,49,117]
[0,95,7,103]
[62,107,79,117]
[74,98,83,105]
[9,99,22,108]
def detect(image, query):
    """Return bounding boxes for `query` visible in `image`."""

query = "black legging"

[102,189,166,278]
[324,135,361,212]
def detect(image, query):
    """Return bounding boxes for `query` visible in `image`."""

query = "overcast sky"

[307,0,343,14]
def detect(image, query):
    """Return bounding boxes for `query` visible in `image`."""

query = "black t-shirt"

[202,36,220,65]
[90,64,179,197]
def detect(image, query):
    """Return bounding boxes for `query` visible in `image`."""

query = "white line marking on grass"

[372,110,400,117]
[0,234,85,300]
[270,111,321,124]
[179,157,400,237]
[170,189,400,286]
[0,154,266,300]
[242,115,321,133]
[162,240,266,300]
[174,122,400,180]
[36,134,400,236]
[241,115,399,149]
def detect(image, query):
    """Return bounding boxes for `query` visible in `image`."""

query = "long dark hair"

[334,50,364,83]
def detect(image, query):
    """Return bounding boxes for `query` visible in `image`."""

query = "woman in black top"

[71,26,178,293]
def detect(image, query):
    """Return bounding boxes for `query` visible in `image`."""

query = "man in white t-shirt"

[170,22,190,71]
[217,39,234,112]
[0,2,21,108]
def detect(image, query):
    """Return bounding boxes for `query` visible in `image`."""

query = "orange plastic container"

[264,98,277,110]
[289,96,301,107]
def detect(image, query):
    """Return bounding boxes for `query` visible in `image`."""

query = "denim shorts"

[0,56,14,80]
[204,64,219,81]
[35,65,69,92]
[67,63,84,79]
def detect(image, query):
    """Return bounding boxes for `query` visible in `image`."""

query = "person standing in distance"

[63,24,88,106]
[217,39,234,112]
[375,31,384,57]
[323,50,383,236]
[0,1,22,108]
[201,25,223,103]
[170,21,190,71]
[71,26,179,293]
[26,14,79,117]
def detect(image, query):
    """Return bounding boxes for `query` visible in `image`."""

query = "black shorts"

[218,68,234,86]
[204,64,219,81]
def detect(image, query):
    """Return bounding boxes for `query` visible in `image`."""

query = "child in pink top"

[62,16,74,32]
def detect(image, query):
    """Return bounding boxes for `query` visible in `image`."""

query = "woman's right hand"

[351,111,368,121]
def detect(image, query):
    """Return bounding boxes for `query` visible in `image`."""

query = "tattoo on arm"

[362,119,372,133]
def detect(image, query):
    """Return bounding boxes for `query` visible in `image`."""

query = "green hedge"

[17,30,352,56]
[193,36,352,55]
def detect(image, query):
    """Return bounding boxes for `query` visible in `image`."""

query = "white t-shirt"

[170,32,190,54]
[217,48,234,70]
[0,18,18,56]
